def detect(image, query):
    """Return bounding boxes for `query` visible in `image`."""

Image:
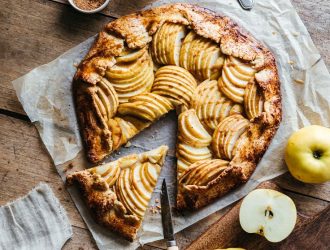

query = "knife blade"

[238,0,254,10]
[160,179,178,250]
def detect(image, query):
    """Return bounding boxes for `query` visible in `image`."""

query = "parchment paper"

[12,0,330,249]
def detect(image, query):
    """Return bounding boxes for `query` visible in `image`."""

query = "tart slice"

[66,145,168,241]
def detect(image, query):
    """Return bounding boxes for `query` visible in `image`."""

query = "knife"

[161,179,179,250]
[238,0,254,10]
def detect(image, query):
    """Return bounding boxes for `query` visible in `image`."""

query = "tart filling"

[72,3,281,228]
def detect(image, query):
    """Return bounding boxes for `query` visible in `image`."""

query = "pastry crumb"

[294,79,304,84]
[272,31,276,35]
[155,198,159,203]
[292,31,300,37]
[124,141,131,148]
[156,205,161,210]
[63,163,74,172]
[149,206,158,214]
[288,60,295,65]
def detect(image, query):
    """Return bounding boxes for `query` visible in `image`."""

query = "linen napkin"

[0,183,72,250]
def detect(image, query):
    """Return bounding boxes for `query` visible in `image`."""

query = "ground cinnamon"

[73,0,106,11]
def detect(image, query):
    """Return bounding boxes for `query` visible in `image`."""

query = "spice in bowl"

[73,0,106,11]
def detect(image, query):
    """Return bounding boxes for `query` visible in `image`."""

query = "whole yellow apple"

[285,125,330,183]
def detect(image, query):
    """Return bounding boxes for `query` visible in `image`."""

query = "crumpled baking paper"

[12,0,330,249]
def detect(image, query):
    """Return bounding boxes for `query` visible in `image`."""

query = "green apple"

[285,125,330,183]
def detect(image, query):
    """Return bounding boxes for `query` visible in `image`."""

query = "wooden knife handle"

[167,246,179,250]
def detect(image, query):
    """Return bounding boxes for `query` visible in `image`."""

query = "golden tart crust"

[73,3,281,212]
[67,145,168,241]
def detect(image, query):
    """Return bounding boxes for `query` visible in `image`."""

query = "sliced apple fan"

[67,146,168,241]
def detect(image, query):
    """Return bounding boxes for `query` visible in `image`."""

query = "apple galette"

[67,145,168,241]
[73,3,281,212]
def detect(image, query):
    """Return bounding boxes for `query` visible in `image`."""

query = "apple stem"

[313,150,322,159]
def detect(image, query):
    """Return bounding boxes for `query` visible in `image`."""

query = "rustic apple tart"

[73,3,281,212]
[67,145,168,241]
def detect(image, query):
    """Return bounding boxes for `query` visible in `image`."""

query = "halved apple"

[239,189,297,243]
[244,80,264,120]
[178,109,212,148]
[117,93,174,122]
[151,22,187,66]
[152,65,197,108]
[191,79,243,132]
[218,56,256,103]
[179,159,229,186]
[212,114,249,159]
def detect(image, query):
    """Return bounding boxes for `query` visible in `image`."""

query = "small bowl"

[68,0,111,14]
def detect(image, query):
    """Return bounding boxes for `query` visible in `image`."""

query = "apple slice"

[244,80,264,120]
[114,117,139,144]
[107,118,123,150]
[191,79,243,132]
[212,114,249,159]
[179,31,197,69]
[89,161,120,187]
[152,65,197,108]
[176,143,212,178]
[177,143,212,163]
[151,22,187,66]
[218,56,256,103]
[179,30,224,81]
[97,78,119,119]
[115,47,147,63]
[178,109,212,147]
[106,51,154,103]
[239,189,297,243]
[117,93,174,122]
[179,159,229,186]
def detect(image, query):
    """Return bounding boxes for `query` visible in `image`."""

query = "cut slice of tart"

[66,145,168,241]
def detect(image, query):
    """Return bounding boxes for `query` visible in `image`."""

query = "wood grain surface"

[186,181,329,250]
[0,1,329,250]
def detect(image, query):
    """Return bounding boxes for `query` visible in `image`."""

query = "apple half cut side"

[239,189,297,243]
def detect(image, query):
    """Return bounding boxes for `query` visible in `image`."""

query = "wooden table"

[0,1,329,249]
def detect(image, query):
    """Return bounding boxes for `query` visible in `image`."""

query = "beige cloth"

[0,183,72,250]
